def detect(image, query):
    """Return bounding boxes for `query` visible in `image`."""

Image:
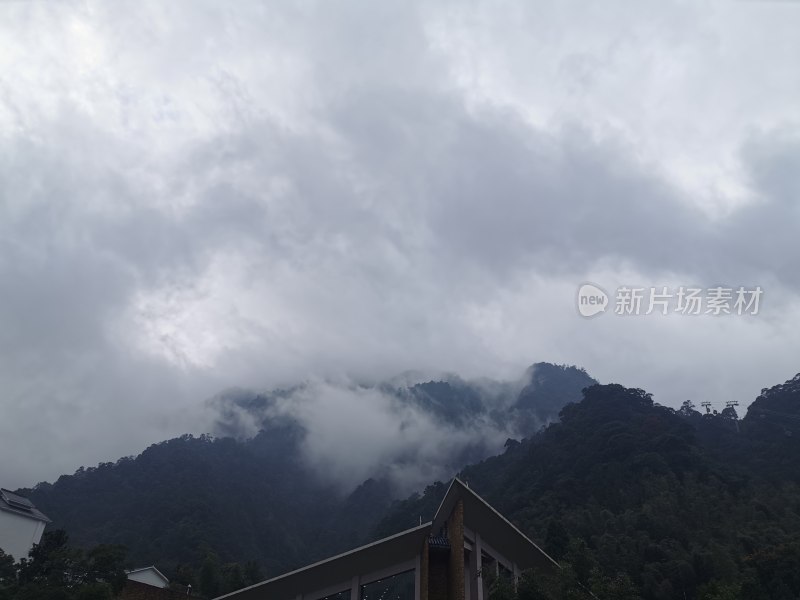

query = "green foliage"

[0,550,16,600]
[19,426,387,580]
[243,560,263,584]
[184,551,265,597]
[696,581,742,600]
[588,568,641,600]
[487,572,517,600]
[84,545,128,594]
[199,554,222,599]
[6,530,126,600]
[544,520,569,561]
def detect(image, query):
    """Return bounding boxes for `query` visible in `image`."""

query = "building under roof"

[217,478,559,600]
[0,488,51,561]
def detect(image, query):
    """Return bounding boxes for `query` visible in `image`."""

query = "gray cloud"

[0,0,799,489]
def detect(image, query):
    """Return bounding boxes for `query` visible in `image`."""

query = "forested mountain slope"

[15,363,593,591]
[376,379,800,600]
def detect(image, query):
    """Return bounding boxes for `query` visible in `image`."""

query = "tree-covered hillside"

[15,363,592,595]
[19,420,390,582]
[376,378,800,600]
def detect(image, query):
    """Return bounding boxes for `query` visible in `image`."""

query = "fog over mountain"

[206,362,596,492]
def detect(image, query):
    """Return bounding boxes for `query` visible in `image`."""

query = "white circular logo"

[577,283,609,318]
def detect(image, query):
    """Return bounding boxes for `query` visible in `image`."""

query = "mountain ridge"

[17,365,800,599]
[15,362,594,581]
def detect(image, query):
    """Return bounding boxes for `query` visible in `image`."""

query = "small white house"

[126,566,171,589]
[0,488,51,562]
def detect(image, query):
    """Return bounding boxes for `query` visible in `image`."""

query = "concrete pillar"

[472,531,483,600]
[447,500,465,600]
[415,551,422,600]
[420,540,430,600]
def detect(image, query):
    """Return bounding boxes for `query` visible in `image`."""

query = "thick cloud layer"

[1,0,799,489]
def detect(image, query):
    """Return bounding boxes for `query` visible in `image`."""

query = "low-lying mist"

[206,362,596,494]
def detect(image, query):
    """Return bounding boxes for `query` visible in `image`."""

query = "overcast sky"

[1,0,799,489]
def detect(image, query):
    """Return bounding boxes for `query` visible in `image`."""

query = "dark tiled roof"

[0,489,51,523]
[428,535,449,548]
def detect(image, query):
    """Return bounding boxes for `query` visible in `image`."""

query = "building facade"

[0,488,51,562]
[218,478,558,600]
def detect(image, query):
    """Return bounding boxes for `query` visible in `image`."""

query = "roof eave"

[432,477,560,571]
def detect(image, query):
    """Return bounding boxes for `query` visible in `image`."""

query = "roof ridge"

[432,477,560,569]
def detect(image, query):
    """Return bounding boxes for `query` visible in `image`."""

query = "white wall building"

[126,566,171,589]
[0,488,51,561]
